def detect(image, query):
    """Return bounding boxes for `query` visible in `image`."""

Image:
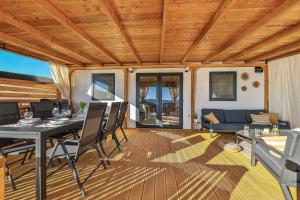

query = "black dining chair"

[58,99,69,113]
[0,102,35,191]
[57,99,82,139]
[98,102,121,162]
[116,101,128,141]
[45,102,108,197]
[30,101,53,119]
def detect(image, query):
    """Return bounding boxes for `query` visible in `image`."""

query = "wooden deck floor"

[4,129,297,200]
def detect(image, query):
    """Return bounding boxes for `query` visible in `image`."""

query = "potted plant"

[78,101,87,115]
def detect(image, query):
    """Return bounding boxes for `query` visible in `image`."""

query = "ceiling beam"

[246,39,300,63]
[224,22,300,62]
[33,0,122,65]
[203,0,299,63]
[0,9,103,66]
[181,0,233,64]
[0,31,84,66]
[73,62,266,71]
[160,0,169,64]
[100,0,142,65]
[267,49,300,62]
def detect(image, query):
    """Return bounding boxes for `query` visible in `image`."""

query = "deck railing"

[0,74,60,117]
[0,77,59,102]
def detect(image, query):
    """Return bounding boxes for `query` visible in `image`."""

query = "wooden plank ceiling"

[0,0,300,67]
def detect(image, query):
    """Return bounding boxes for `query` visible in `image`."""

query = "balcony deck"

[5,129,296,200]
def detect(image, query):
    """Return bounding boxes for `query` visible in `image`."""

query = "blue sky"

[0,50,51,77]
[146,87,173,101]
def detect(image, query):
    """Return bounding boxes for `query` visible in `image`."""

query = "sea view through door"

[136,73,183,128]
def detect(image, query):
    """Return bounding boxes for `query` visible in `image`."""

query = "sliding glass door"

[136,73,183,128]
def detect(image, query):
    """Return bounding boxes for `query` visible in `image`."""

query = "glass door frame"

[136,73,183,129]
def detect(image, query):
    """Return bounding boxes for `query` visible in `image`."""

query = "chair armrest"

[62,139,79,143]
[253,137,286,157]
[278,120,290,129]
[285,159,300,172]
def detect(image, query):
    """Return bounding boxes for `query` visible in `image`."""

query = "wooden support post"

[263,64,269,112]
[123,68,129,128]
[191,67,197,129]
[0,156,5,200]
[56,89,61,100]
[68,68,75,103]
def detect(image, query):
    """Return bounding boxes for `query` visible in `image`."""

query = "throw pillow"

[251,114,271,125]
[259,112,279,125]
[204,112,220,124]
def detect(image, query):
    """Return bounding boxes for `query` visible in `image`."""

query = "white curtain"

[268,54,300,128]
[49,62,71,100]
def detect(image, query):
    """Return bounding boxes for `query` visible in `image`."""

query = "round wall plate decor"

[241,72,249,81]
[241,86,247,91]
[253,81,260,88]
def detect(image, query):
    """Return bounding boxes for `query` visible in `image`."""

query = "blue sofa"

[201,109,290,137]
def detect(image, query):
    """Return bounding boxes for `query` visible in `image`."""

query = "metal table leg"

[235,133,239,144]
[35,133,46,200]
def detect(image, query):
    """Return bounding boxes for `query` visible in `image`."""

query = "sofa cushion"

[245,110,264,123]
[211,123,247,131]
[224,110,247,123]
[202,122,210,129]
[202,109,225,123]
[249,124,272,129]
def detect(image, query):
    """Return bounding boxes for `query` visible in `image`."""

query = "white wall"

[71,69,125,111]
[71,67,264,129]
[71,68,191,129]
[128,68,191,129]
[196,67,265,118]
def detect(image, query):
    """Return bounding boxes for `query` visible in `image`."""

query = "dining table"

[0,117,84,200]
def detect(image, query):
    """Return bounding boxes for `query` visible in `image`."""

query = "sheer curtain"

[140,86,149,102]
[268,54,300,128]
[49,62,71,100]
[169,86,179,103]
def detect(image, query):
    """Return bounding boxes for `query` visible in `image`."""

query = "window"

[209,72,237,101]
[92,73,115,100]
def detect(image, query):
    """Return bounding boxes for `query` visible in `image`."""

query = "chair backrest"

[281,131,300,186]
[0,102,19,125]
[58,99,69,113]
[77,102,107,156]
[0,102,20,148]
[30,101,53,119]
[105,102,121,133]
[285,131,300,163]
[117,101,128,127]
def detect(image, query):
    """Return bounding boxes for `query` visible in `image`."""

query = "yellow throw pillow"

[260,112,279,125]
[204,112,220,124]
